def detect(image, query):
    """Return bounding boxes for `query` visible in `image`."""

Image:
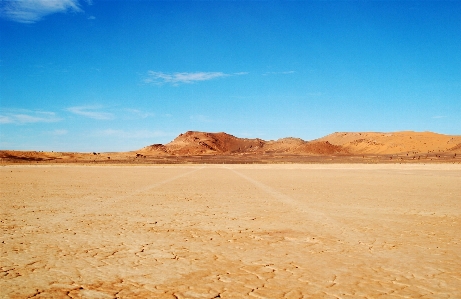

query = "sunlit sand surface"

[1,165,460,298]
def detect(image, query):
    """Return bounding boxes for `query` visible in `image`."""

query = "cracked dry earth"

[1,164,460,299]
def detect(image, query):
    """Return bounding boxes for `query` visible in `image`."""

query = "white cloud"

[263,71,295,76]
[431,115,447,119]
[144,71,231,85]
[1,0,82,23]
[0,116,12,124]
[123,108,155,119]
[66,106,114,120]
[0,109,62,124]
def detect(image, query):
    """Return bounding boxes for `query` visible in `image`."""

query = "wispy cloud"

[66,106,114,120]
[123,108,155,119]
[95,129,169,139]
[50,129,68,135]
[144,71,248,86]
[0,0,83,23]
[144,71,229,85]
[431,115,447,119]
[0,109,62,124]
[263,71,295,76]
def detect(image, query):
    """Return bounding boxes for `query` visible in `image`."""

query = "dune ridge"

[140,131,349,155]
[315,131,461,155]
[140,130,460,155]
[1,130,460,164]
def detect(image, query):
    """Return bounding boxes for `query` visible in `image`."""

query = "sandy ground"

[1,164,460,298]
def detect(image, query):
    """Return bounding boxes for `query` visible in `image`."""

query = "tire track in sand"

[224,166,370,246]
[69,166,205,217]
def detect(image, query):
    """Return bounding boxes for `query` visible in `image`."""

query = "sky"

[1,0,460,152]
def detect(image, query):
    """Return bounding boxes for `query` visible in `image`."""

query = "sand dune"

[140,130,461,156]
[260,138,346,155]
[316,131,461,155]
[162,131,265,155]
[139,130,460,159]
[1,130,460,164]
[151,132,347,155]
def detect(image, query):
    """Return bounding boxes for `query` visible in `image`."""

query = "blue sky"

[1,0,460,152]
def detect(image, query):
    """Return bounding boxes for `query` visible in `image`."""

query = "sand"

[316,131,461,155]
[3,131,460,165]
[1,164,460,298]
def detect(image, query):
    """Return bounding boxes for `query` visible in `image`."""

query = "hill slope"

[141,131,265,155]
[2,131,459,163]
[140,131,348,155]
[140,130,461,156]
[315,131,461,155]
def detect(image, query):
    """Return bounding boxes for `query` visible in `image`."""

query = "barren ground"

[1,164,460,298]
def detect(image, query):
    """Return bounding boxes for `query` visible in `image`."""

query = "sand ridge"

[2,130,460,164]
[141,130,461,156]
[1,164,460,298]
[316,131,461,155]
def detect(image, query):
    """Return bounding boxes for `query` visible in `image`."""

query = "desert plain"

[1,163,460,298]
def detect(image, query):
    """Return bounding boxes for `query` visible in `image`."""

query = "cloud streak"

[144,71,228,85]
[50,129,68,135]
[123,108,155,119]
[1,0,82,23]
[0,109,62,124]
[66,106,114,120]
[263,71,295,76]
[144,71,247,85]
[95,129,169,139]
